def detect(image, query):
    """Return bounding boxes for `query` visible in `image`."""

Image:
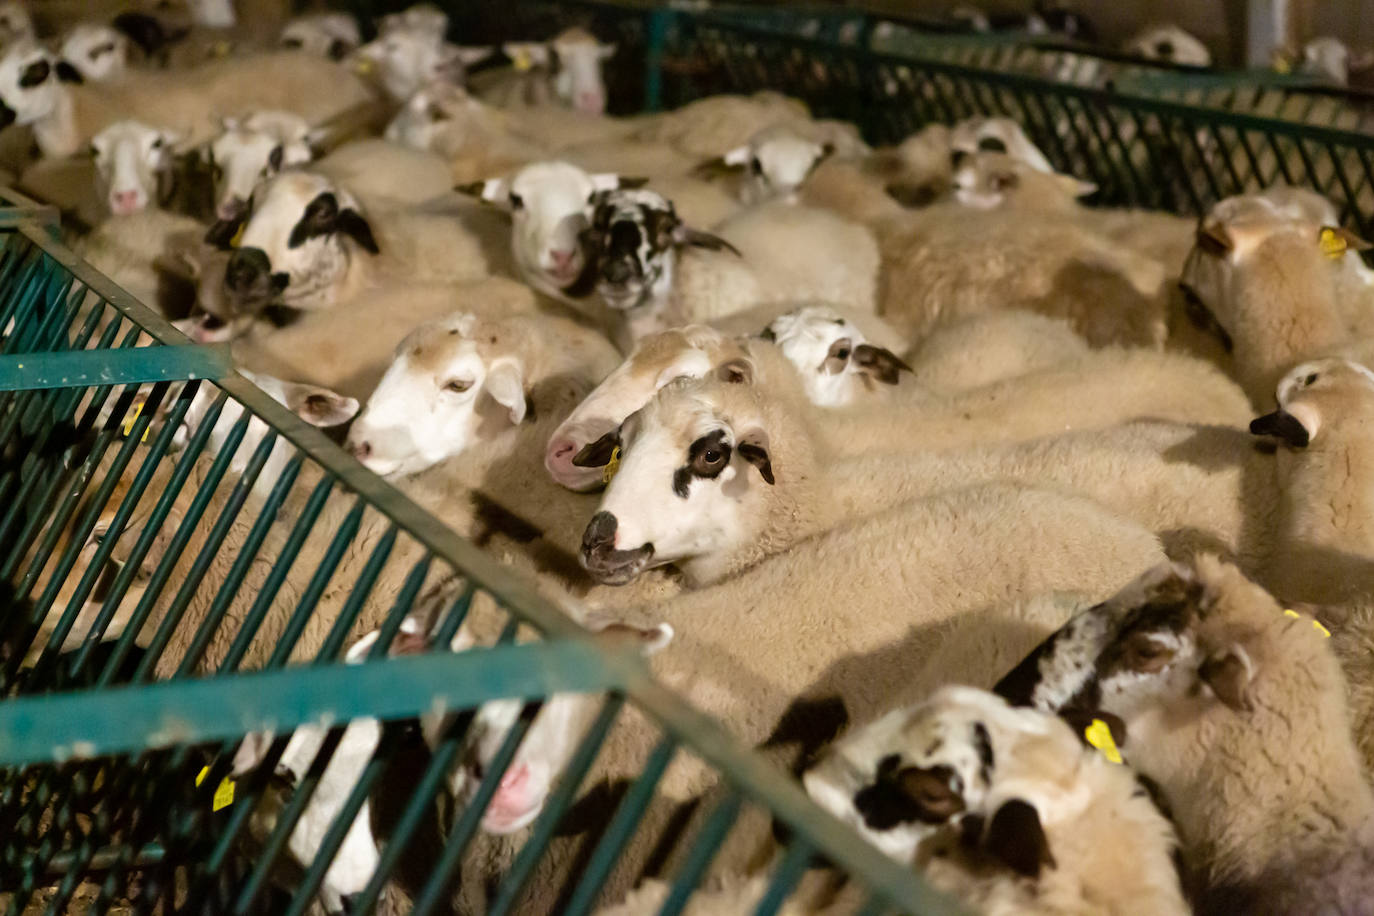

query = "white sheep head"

[764,305,911,407]
[59,23,130,82]
[207,111,314,221]
[1251,357,1374,450]
[91,120,183,216]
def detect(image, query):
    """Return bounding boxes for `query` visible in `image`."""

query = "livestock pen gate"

[7,2,1374,914]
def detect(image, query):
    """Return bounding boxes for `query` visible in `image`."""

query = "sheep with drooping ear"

[692,125,837,205]
[59,23,131,82]
[996,556,1374,913]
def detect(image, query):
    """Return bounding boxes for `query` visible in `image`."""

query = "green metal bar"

[657,792,744,916]
[562,736,678,916]
[215,474,336,675]
[412,700,543,916]
[311,527,401,665]
[753,837,815,916]
[0,642,629,766]
[488,693,627,916]
[644,7,671,112]
[264,499,366,669]
[0,344,229,390]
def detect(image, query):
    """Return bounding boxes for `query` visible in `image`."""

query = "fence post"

[644,7,673,112]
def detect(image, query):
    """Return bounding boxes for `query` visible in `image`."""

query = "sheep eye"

[1305,373,1318,385]
[688,433,732,477]
[444,379,472,393]
[509,192,524,210]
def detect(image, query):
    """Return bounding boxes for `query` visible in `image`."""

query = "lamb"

[457,161,644,305]
[803,687,1188,915]
[996,556,1374,914]
[1124,25,1213,66]
[208,171,488,318]
[59,23,132,82]
[0,40,376,159]
[467,27,614,115]
[90,120,182,216]
[1180,210,1374,405]
[585,188,879,350]
[205,110,314,220]
[546,323,1252,492]
[279,13,360,61]
[691,125,838,204]
[350,22,490,103]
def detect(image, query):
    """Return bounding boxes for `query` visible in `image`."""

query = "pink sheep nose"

[349,440,372,462]
[549,249,576,271]
[546,437,576,470]
[217,196,247,222]
[577,92,604,113]
[110,190,142,214]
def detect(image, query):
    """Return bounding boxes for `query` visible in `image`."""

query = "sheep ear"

[981,799,1056,879]
[587,621,673,654]
[1249,408,1312,448]
[1195,221,1233,257]
[336,208,379,254]
[852,344,912,386]
[231,731,275,777]
[1325,225,1373,252]
[1200,644,1255,712]
[483,360,526,426]
[721,145,751,167]
[205,213,247,249]
[690,154,737,179]
[455,176,510,205]
[1058,174,1097,198]
[267,143,284,173]
[715,356,754,385]
[737,430,774,484]
[572,429,620,468]
[280,382,359,427]
[55,60,84,83]
[456,45,495,66]
[653,348,712,389]
[675,226,742,256]
[597,42,617,60]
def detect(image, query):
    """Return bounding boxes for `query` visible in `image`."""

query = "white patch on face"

[503,162,621,294]
[549,34,611,114]
[545,329,720,490]
[280,13,360,58]
[60,24,127,82]
[752,133,826,201]
[0,44,61,127]
[237,172,360,308]
[91,121,175,216]
[210,115,312,218]
[346,313,517,478]
[767,305,869,407]
[594,403,751,570]
[949,117,1054,174]
[594,191,679,311]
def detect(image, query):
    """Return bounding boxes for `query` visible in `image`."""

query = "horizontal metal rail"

[0,345,230,391]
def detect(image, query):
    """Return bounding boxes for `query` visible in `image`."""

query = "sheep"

[75,207,206,314]
[350,23,490,103]
[547,323,1252,493]
[0,40,376,159]
[803,687,1188,915]
[205,110,314,220]
[996,556,1374,914]
[311,139,458,209]
[279,13,359,61]
[0,0,31,45]
[479,481,1164,914]
[691,125,839,205]
[377,4,448,38]
[456,161,643,305]
[207,171,488,318]
[630,91,855,161]
[760,304,913,408]
[578,367,1172,587]
[468,27,614,115]
[90,119,182,216]
[585,188,879,350]
[1180,212,1374,405]
[1124,25,1213,67]
[59,23,132,82]
[948,116,1055,174]
[902,310,1087,394]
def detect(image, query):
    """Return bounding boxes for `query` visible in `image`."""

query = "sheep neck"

[32,86,79,159]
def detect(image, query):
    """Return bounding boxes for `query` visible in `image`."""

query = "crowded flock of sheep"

[3,1,1374,914]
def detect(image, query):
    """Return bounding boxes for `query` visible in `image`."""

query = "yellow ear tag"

[1084,718,1123,765]
[354,56,375,76]
[1274,55,1292,74]
[1320,227,1348,260]
[196,766,236,811]
[602,445,621,484]
[122,401,150,442]
[1284,609,1331,638]
[229,221,245,249]
[513,49,533,71]
[212,40,231,58]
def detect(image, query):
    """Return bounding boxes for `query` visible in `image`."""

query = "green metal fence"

[0,199,958,913]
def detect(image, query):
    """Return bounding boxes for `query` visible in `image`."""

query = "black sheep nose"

[226,246,270,294]
[602,258,635,285]
[582,511,618,552]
